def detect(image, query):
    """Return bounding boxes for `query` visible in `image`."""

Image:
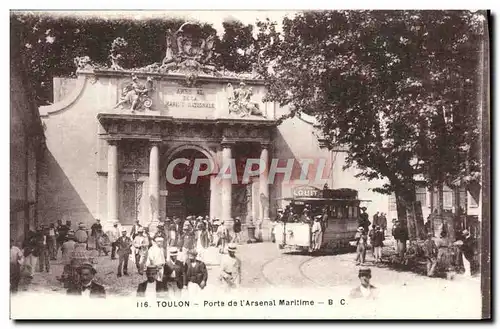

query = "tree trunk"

[436,183,444,215]
[395,191,407,226]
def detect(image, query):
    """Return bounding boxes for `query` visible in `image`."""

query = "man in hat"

[423,232,438,277]
[354,227,368,265]
[146,236,166,281]
[358,207,371,233]
[219,243,241,291]
[349,267,377,299]
[312,215,323,251]
[107,221,122,260]
[35,225,50,273]
[137,266,167,298]
[455,229,476,277]
[372,226,385,263]
[216,220,229,254]
[67,262,106,298]
[116,229,133,277]
[130,220,142,240]
[163,247,185,299]
[47,223,57,260]
[184,250,208,295]
[232,217,242,244]
[133,228,149,275]
[75,223,88,244]
[56,220,70,256]
[61,231,76,264]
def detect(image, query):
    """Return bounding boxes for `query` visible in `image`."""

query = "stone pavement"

[21,241,480,298]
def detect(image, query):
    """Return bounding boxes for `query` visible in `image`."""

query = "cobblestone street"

[25,241,480,296]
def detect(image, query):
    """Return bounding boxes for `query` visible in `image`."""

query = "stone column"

[149,141,160,227]
[259,143,270,241]
[209,174,219,220]
[107,139,119,225]
[221,143,233,228]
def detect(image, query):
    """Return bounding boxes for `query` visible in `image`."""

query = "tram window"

[336,206,342,218]
[353,207,358,218]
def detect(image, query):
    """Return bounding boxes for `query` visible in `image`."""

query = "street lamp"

[132,169,139,224]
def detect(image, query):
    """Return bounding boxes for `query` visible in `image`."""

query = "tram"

[274,185,370,253]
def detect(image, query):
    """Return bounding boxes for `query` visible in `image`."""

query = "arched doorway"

[165,148,211,219]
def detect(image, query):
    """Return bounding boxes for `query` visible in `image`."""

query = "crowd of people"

[10,215,246,297]
[351,208,477,279]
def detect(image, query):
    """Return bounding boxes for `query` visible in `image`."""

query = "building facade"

[36,24,390,237]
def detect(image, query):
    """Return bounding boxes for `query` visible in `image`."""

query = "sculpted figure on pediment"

[113,75,154,112]
[227,82,266,118]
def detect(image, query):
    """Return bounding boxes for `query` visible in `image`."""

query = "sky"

[22,10,298,37]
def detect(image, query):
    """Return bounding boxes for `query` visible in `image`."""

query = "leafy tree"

[216,19,256,73]
[256,10,484,237]
[10,12,223,106]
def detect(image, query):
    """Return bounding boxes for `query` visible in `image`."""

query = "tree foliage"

[10,12,258,106]
[256,10,485,200]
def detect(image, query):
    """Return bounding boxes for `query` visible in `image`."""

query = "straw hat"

[228,243,237,252]
[169,247,178,255]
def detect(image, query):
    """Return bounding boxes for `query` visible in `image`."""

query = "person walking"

[216,221,229,254]
[354,227,368,266]
[116,229,132,277]
[163,247,185,299]
[232,217,242,244]
[136,266,167,298]
[130,220,142,240]
[61,231,76,264]
[133,228,149,275]
[311,215,323,252]
[107,221,121,260]
[146,237,166,281]
[184,250,208,297]
[349,267,378,299]
[219,243,241,292]
[455,229,476,277]
[379,213,388,236]
[372,226,385,263]
[10,239,24,293]
[47,223,57,260]
[36,226,50,273]
[423,233,438,277]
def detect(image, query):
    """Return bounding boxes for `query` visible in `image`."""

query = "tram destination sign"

[292,185,323,198]
[164,87,216,109]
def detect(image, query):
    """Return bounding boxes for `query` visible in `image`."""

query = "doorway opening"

[165,148,210,218]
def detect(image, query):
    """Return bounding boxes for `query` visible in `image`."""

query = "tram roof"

[277,197,372,202]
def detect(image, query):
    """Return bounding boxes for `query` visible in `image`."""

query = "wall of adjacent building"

[10,56,45,244]
[270,106,390,221]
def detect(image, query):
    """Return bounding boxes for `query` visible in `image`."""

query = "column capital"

[106,137,121,145]
[149,139,162,147]
[221,141,235,149]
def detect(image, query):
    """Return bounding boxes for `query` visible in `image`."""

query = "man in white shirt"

[133,228,149,275]
[349,267,377,299]
[107,221,121,260]
[137,266,166,298]
[146,237,166,281]
[219,243,241,292]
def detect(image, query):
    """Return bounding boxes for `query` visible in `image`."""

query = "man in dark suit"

[116,229,132,277]
[137,266,167,298]
[163,247,185,299]
[349,267,377,299]
[184,250,208,295]
[67,263,106,298]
